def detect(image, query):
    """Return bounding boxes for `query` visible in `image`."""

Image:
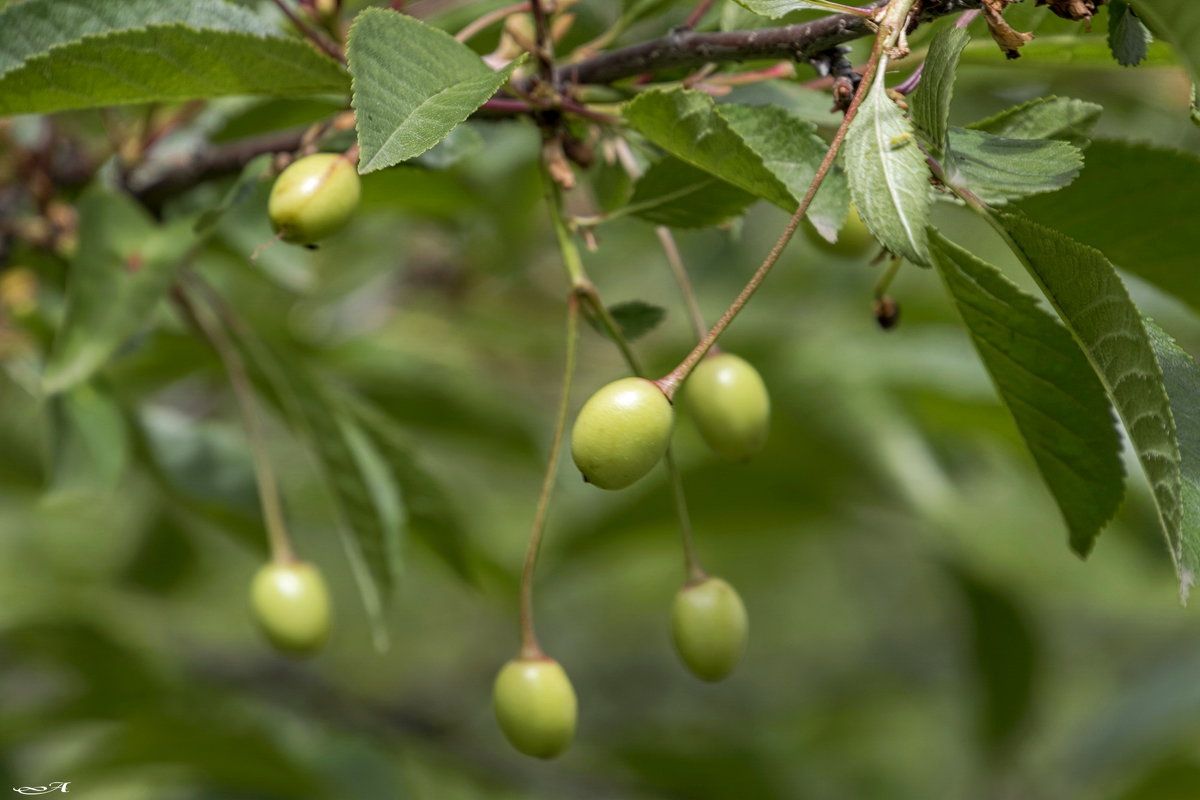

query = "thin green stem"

[665,448,706,583]
[874,255,902,298]
[655,13,898,400]
[519,295,580,659]
[172,283,295,564]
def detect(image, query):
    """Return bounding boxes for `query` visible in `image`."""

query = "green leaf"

[1143,320,1200,600]
[46,382,129,502]
[1019,141,1200,313]
[732,0,858,18]
[966,96,1103,147]
[348,8,519,173]
[629,157,755,228]
[1108,0,1153,67]
[997,213,1183,589]
[930,231,1123,556]
[947,564,1038,750]
[843,69,931,264]
[945,127,1083,205]
[43,187,194,395]
[909,26,970,157]
[623,89,848,240]
[609,300,667,342]
[1129,0,1200,84]
[0,0,348,115]
[193,154,272,237]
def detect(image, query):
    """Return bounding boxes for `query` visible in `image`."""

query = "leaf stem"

[519,294,580,659]
[270,0,347,64]
[172,282,296,564]
[654,5,902,400]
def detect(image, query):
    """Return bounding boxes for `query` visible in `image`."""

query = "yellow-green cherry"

[493,657,578,759]
[571,376,674,490]
[268,152,361,245]
[250,559,332,656]
[684,353,770,461]
[805,203,875,257]
[672,576,748,682]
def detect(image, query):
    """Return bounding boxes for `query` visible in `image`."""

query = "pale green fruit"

[250,560,332,656]
[571,377,674,490]
[493,657,578,759]
[268,153,361,244]
[804,203,875,257]
[685,353,770,460]
[672,576,748,682]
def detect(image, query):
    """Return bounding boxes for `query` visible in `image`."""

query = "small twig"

[456,1,531,42]
[684,0,717,28]
[270,0,347,64]
[529,0,556,85]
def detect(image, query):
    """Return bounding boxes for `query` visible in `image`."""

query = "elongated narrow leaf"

[623,89,848,239]
[998,213,1184,589]
[1144,321,1200,599]
[1130,0,1200,84]
[44,187,193,395]
[733,0,856,18]
[843,68,931,264]
[629,157,755,228]
[1020,141,1200,314]
[967,96,1102,146]
[348,9,519,172]
[46,382,129,501]
[1109,0,1153,66]
[910,27,970,156]
[945,128,1082,204]
[930,231,1123,556]
[0,0,347,114]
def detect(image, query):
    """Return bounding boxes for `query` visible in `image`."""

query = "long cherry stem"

[518,295,580,659]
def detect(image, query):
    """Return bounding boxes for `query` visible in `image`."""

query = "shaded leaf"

[1129,0,1200,84]
[966,96,1103,147]
[947,564,1038,751]
[43,187,194,395]
[45,381,129,501]
[623,89,848,239]
[843,69,930,264]
[609,300,667,342]
[193,154,272,237]
[998,213,1184,593]
[945,127,1082,204]
[930,231,1123,556]
[629,157,755,229]
[733,0,858,18]
[1019,141,1200,313]
[1143,320,1200,599]
[910,26,971,157]
[1108,0,1153,66]
[348,8,519,173]
[0,0,348,115]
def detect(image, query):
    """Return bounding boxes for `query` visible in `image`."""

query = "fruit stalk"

[655,1,909,400]
[518,294,581,658]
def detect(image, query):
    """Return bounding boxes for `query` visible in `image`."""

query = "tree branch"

[557,0,980,87]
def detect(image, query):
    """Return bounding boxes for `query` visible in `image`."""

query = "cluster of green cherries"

[248,150,774,760]
[496,353,770,759]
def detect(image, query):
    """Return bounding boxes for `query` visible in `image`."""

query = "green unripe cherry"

[268,153,361,245]
[493,657,578,759]
[672,576,748,682]
[250,559,332,656]
[571,376,674,490]
[804,203,875,258]
[684,353,770,461]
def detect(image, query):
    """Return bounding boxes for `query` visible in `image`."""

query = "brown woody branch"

[130,0,983,209]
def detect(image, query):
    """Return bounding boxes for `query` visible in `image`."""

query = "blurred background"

[2,1,1200,798]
